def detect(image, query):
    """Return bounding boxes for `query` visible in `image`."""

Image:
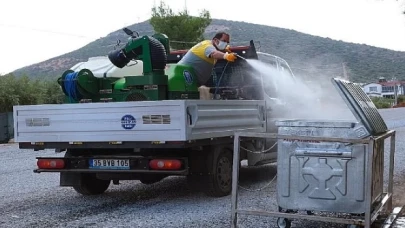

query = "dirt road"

[0,108,404,228]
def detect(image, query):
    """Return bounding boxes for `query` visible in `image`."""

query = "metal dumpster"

[276,120,383,214]
[276,78,388,214]
[230,78,396,228]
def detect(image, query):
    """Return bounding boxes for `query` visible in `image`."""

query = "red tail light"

[37,159,65,169]
[149,159,182,170]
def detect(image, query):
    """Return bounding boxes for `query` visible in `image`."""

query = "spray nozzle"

[235,53,246,61]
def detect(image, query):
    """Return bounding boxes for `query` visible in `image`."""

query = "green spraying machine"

[58,28,202,103]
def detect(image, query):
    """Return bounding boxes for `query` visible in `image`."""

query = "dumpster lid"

[331,78,388,135]
[275,119,357,128]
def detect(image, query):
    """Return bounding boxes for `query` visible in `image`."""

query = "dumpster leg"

[388,132,396,212]
[365,139,375,228]
[231,133,241,228]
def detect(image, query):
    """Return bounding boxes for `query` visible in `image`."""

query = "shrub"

[370,97,393,109]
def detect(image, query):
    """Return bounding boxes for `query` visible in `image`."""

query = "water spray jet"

[235,53,247,61]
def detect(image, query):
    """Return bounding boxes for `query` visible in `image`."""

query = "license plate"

[89,159,130,170]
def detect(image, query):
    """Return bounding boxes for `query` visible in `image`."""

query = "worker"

[178,32,238,87]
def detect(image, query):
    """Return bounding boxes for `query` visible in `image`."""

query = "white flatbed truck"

[14,99,270,197]
[12,35,292,197]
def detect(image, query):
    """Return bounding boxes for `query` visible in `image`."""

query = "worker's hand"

[225,45,231,53]
[224,52,237,62]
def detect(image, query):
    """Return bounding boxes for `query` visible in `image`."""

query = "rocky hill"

[11,19,405,83]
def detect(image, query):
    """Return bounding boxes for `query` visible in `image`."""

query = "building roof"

[363,82,381,86]
[379,81,405,86]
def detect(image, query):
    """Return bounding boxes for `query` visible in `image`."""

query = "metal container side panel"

[14,101,188,142]
[7,112,14,139]
[277,141,369,214]
[185,100,266,140]
[0,113,8,143]
[371,139,384,203]
[13,106,18,142]
[276,121,370,139]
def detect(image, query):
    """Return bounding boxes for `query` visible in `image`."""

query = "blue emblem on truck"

[183,70,193,85]
[121,115,136,129]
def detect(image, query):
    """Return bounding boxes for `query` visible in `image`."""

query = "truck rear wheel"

[204,146,233,197]
[73,173,111,195]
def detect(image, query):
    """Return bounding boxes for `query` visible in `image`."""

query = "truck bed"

[13,100,266,143]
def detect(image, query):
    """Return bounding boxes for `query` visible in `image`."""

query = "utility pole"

[394,81,398,105]
[342,62,348,80]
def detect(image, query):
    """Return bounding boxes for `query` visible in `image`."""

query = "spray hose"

[214,54,247,98]
[214,61,229,98]
[63,72,80,102]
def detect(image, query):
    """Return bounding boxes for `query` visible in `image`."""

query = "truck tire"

[73,173,110,195]
[204,146,233,197]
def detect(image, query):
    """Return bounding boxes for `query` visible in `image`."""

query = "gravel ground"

[1,108,405,228]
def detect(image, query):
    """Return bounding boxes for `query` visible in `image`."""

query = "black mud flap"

[60,172,81,186]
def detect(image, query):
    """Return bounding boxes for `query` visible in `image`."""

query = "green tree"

[0,74,64,112]
[0,74,20,112]
[41,80,65,104]
[150,1,212,50]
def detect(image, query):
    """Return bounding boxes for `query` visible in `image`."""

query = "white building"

[363,83,383,97]
[362,80,404,98]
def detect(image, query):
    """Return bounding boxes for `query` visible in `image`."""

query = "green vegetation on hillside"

[11,19,405,84]
[0,74,64,112]
[0,73,399,110]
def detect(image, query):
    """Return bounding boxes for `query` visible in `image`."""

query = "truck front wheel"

[73,173,111,195]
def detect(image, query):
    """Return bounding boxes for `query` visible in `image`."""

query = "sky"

[1,0,405,74]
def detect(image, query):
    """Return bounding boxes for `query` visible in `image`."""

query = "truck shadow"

[239,163,277,185]
[103,162,278,201]
[20,164,280,227]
